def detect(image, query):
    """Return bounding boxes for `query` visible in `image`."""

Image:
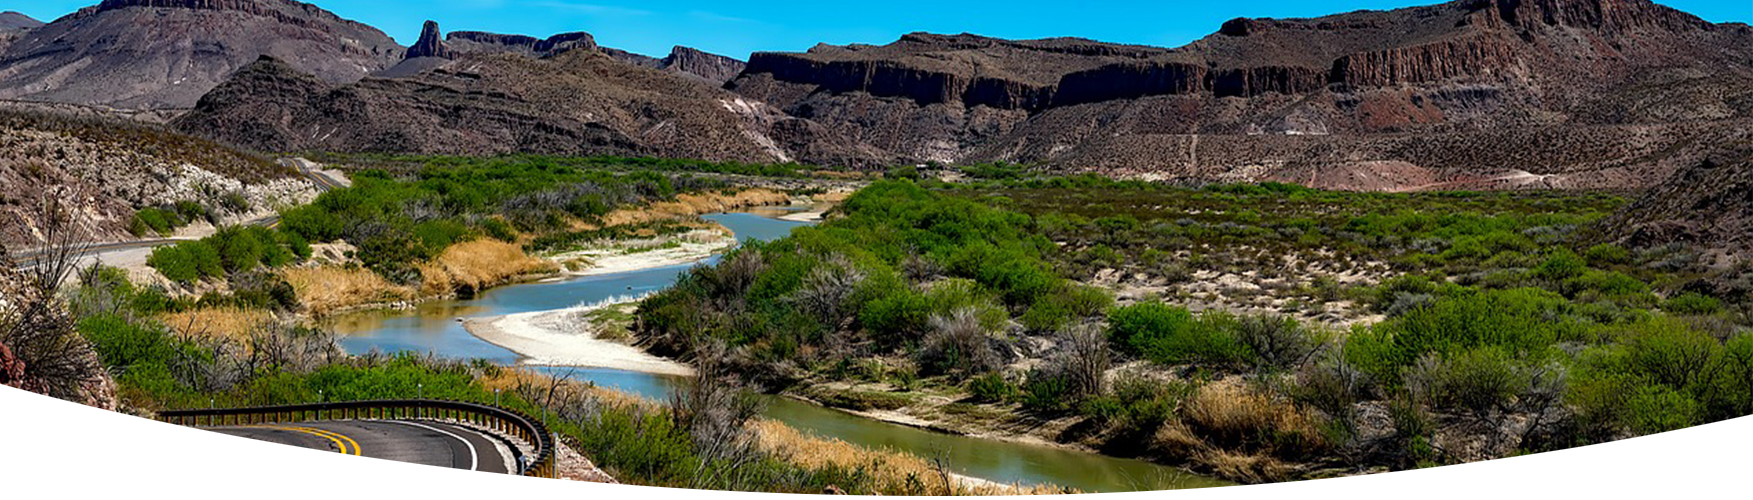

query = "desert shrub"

[1403,347,1526,417]
[885,165,921,180]
[966,372,1017,402]
[1568,318,1728,437]
[1585,243,1631,266]
[1665,292,1724,316]
[147,240,223,283]
[1079,375,1191,434]
[1234,315,1324,371]
[1019,369,1073,413]
[1347,288,1575,386]
[1108,302,1249,367]
[916,307,1001,377]
[1534,248,1588,281]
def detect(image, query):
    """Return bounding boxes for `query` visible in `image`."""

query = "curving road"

[207,420,513,474]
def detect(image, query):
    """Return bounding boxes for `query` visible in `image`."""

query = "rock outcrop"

[447,30,597,58]
[404,20,454,59]
[0,0,402,109]
[660,46,746,84]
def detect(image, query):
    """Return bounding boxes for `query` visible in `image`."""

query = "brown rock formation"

[721,0,1750,186]
[447,30,597,58]
[661,46,746,84]
[0,0,402,109]
[405,20,454,59]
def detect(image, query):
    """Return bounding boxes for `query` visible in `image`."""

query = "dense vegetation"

[639,181,1112,386]
[64,267,962,494]
[147,225,311,284]
[636,178,1753,480]
[147,159,728,285]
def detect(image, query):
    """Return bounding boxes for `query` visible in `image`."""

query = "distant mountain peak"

[0,11,42,30]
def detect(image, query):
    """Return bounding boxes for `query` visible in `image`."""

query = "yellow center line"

[263,425,362,456]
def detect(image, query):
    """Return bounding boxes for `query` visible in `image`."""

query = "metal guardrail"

[157,399,557,478]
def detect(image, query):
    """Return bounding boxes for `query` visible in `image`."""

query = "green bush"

[1664,293,1724,315]
[1347,288,1575,386]
[1019,370,1072,412]
[1585,244,1631,266]
[1107,302,1249,366]
[1534,249,1588,281]
[1405,347,1526,416]
[967,372,1017,402]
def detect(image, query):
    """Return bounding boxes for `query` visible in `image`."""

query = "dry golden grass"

[417,239,556,297]
[283,266,416,316]
[1186,381,1322,445]
[751,420,1066,496]
[159,306,273,340]
[597,189,790,227]
[1196,449,1297,484]
[1178,380,1327,483]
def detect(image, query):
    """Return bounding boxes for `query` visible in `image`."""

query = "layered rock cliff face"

[724,0,1751,187]
[447,30,598,58]
[661,46,746,85]
[0,0,401,109]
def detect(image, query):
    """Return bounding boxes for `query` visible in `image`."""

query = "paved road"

[208,420,512,474]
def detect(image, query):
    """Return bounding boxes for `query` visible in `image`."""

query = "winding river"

[329,211,1231,492]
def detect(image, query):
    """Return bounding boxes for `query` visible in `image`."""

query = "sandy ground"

[464,296,694,376]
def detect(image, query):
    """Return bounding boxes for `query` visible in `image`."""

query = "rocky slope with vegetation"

[0,106,313,248]
[173,48,885,167]
[0,0,403,109]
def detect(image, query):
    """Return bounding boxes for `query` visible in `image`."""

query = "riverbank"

[463,296,694,376]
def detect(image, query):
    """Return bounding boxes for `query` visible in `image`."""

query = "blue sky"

[11,1,1750,59]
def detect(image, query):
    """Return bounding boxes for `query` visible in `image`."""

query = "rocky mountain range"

[0,0,404,109]
[5,0,1752,191]
[729,0,1752,188]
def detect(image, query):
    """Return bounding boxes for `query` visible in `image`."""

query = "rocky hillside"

[0,11,40,53]
[1602,147,1753,267]
[0,0,403,109]
[730,0,1752,188]
[0,105,314,246]
[608,46,748,85]
[0,11,40,30]
[173,51,883,166]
